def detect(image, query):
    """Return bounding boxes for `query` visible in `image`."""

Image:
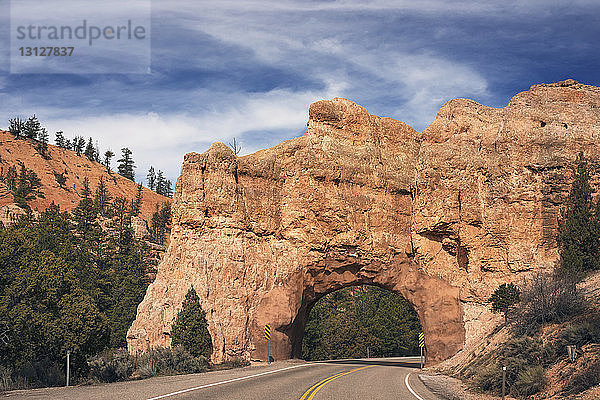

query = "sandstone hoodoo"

[128,80,600,365]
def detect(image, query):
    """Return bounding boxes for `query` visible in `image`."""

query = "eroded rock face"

[128,80,600,364]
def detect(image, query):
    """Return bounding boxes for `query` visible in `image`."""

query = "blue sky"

[1,0,600,183]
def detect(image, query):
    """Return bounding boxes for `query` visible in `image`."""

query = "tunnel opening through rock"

[294,284,422,361]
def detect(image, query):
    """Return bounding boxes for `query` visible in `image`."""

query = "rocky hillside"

[0,130,171,223]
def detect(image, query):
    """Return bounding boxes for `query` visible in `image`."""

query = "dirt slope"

[0,130,171,221]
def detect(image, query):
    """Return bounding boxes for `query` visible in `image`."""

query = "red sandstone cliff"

[128,79,600,365]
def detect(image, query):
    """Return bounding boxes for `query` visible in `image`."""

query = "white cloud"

[42,86,336,182]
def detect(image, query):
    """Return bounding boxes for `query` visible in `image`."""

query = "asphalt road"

[2,357,440,400]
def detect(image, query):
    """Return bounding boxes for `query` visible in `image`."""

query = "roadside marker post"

[419,332,425,368]
[265,324,271,364]
[502,366,506,400]
[66,350,70,387]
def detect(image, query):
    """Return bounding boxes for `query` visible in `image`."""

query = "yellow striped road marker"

[299,365,374,400]
[265,324,271,340]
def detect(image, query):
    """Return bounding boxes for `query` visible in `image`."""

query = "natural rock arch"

[128,80,600,365]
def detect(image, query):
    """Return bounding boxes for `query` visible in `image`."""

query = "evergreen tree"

[13,164,44,209]
[73,136,85,156]
[94,141,101,163]
[55,131,66,148]
[84,137,95,161]
[147,167,156,191]
[490,283,521,326]
[81,176,91,198]
[0,203,152,384]
[110,196,133,252]
[104,150,114,173]
[302,286,420,360]
[171,288,212,358]
[8,117,25,139]
[131,183,143,217]
[150,202,171,244]
[53,171,67,189]
[117,148,135,181]
[23,115,42,140]
[558,152,600,280]
[4,165,18,191]
[93,176,111,216]
[165,180,173,198]
[36,128,49,159]
[156,170,165,195]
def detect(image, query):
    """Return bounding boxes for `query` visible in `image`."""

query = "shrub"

[88,349,135,383]
[514,365,545,396]
[88,347,210,382]
[134,347,209,378]
[475,364,502,393]
[473,337,550,396]
[567,359,600,395]
[511,272,586,335]
[551,318,600,360]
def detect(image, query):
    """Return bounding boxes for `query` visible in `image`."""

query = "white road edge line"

[147,363,313,400]
[405,372,425,400]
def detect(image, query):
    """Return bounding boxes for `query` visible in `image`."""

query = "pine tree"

[4,165,18,191]
[73,136,85,156]
[147,167,156,191]
[171,288,212,358]
[94,176,111,216]
[55,131,66,148]
[156,170,165,195]
[558,152,600,280]
[131,183,143,217]
[53,171,67,189]
[13,164,44,209]
[150,202,171,244]
[104,150,114,173]
[81,176,91,198]
[36,128,49,159]
[8,117,25,139]
[490,283,521,326]
[111,196,133,252]
[117,148,135,180]
[165,180,173,198]
[23,115,42,140]
[94,141,101,163]
[84,137,95,161]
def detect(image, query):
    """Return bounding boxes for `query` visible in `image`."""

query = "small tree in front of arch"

[490,283,521,326]
[171,288,212,358]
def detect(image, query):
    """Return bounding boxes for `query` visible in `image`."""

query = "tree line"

[6,116,173,198]
[0,193,153,387]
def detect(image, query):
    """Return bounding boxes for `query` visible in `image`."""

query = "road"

[2,357,440,400]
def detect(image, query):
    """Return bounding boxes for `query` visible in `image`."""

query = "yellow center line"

[299,365,374,400]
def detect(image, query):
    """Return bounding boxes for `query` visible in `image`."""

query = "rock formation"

[128,79,600,365]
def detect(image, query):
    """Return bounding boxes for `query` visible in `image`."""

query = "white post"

[502,366,506,400]
[66,350,70,387]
